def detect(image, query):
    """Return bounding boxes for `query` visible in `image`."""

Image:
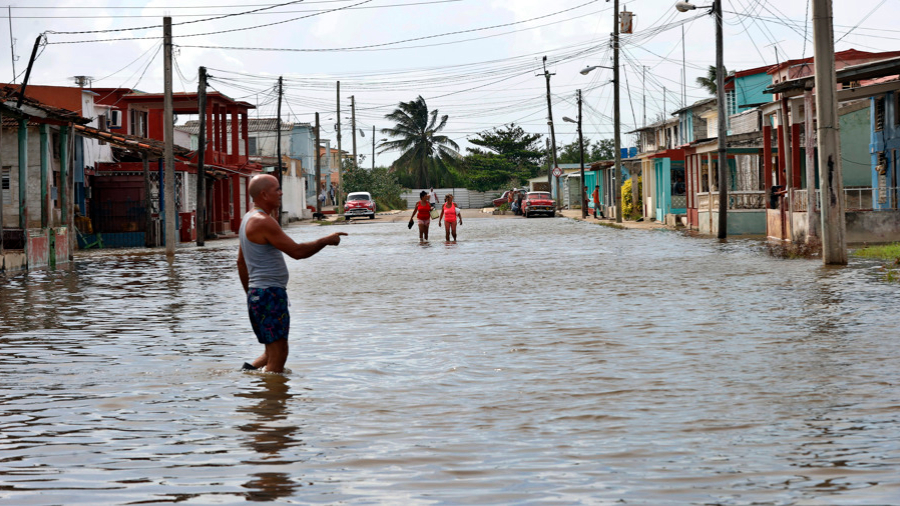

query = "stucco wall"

[846,210,900,243]
[839,106,872,187]
[2,126,62,229]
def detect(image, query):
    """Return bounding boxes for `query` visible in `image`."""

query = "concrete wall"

[699,210,766,236]
[734,73,772,113]
[846,210,900,243]
[1,125,62,229]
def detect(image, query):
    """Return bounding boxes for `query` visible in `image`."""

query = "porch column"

[40,124,49,228]
[18,119,28,229]
[763,125,773,206]
[60,125,69,257]
[220,107,227,160]
[804,90,818,239]
[241,112,249,162]
[776,121,786,187]
[206,103,214,161]
[791,123,801,189]
[212,103,219,155]
[707,152,714,232]
[230,106,239,164]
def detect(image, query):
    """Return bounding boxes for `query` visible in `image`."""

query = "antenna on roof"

[71,75,93,88]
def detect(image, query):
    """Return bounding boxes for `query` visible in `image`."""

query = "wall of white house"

[1,126,63,229]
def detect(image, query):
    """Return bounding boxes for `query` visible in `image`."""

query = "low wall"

[401,189,491,209]
[699,210,766,236]
[846,210,900,244]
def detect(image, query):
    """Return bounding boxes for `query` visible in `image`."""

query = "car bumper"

[525,206,555,213]
[344,209,374,216]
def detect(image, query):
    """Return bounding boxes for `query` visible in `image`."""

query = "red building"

[89,89,261,241]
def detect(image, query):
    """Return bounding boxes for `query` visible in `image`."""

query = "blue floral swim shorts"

[247,287,290,344]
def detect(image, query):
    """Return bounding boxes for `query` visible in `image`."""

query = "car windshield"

[348,194,370,201]
[528,193,551,200]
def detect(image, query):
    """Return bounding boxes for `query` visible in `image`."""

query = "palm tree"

[696,65,728,95]
[379,95,460,188]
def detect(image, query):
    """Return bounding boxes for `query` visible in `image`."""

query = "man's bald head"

[249,174,279,200]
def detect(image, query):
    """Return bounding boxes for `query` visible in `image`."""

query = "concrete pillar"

[40,124,48,229]
[18,119,28,229]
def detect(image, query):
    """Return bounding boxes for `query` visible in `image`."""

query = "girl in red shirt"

[408,191,433,242]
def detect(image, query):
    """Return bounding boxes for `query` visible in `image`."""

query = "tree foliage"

[341,160,405,210]
[379,95,460,188]
[696,65,727,95]
[460,123,543,191]
[556,138,616,164]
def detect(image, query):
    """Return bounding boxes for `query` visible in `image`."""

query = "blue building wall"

[679,111,694,144]
[733,73,772,112]
[870,92,900,209]
[289,125,317,200]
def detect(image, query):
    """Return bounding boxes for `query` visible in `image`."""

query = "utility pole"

[276,76,284,224]
[682,24,687,109]
[542,56,560,207]
[9,7,16,84]
[372,125,375,171]
[812,0,847,264]
[613,0,623,223]
[642,66,648,127]
[336,81,343,210]
[163,16,176,256]
[143,153,152,247]
[315,112,322,214]
[15,34,42,108]
[578,89,586,219]
[714,0,728,238]
[351,95,358,170]
[196,66,207,246]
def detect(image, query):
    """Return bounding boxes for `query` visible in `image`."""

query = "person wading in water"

[238,174,347,373]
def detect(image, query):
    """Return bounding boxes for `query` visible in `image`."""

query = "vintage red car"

[522,191,556,218]
[492,188,529,208]
[344,191,376,220]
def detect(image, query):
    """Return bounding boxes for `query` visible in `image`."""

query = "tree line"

[342,95,618,205]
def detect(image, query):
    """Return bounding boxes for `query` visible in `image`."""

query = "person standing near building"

[592,185,601,219]
[238,174,347,374]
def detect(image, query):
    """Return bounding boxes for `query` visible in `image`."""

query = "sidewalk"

[559,209,670,230]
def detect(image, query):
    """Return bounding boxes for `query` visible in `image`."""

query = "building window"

[248,137,257,155]
[2,166,10,202]
[109,109,122,129]
[875,97,885,132]
[726,89,737,116]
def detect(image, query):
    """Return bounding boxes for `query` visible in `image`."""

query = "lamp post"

[579,65,614,220]
[676,0,727,239]
[563,89,586,218]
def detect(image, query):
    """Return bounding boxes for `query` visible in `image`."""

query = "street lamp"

[581,61,622,223]
[676,0,727,239]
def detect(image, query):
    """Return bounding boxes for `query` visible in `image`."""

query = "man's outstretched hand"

[324,232,348,246]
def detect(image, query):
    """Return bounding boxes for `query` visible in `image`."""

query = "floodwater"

[2,215,899,505]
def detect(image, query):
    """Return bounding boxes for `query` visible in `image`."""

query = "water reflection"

[236,374,302,500]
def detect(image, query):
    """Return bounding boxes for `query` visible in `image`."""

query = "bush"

[342,162,406,210]
[621,176,643,220]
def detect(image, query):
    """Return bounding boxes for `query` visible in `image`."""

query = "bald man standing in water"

[238,174,347,373]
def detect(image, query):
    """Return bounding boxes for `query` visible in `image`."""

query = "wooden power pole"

[613,0,623,223]
[163,16,176,256]
[276,76,284,224]
[351,95,358,170]
[578,89,586,219]
[812,0,847,264]
[196,66,207,246]
[336,81,343,210]
[543,56,560,207]
[315,112,322,214]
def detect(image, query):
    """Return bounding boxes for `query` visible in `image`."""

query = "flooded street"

[2,216,899,504]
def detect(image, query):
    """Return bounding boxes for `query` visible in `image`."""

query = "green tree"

[379,95,460,188]
[341,160,405,210]
[556,138,617,164]
[461,123,543,190]
[696,65,727,95]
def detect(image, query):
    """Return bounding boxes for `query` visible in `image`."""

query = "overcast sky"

[3,0,897,166]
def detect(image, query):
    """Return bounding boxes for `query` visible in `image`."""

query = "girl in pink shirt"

[438,194,462,242]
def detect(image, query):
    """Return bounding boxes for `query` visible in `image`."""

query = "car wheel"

[369,213,375,219]
[345,216,352,221]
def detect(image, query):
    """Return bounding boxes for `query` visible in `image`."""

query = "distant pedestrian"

[319,187,327,208]
[329,185,336,205]
[438,194,462,242]
[592,185,601,218]
[409,190,433,242]
[583,186,589,212]
[429,187,439,210]
[238,174,347,374]
[507,189,515,208]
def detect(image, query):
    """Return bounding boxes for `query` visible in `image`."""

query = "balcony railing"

[794,188,900,212]
[696,191,766,210]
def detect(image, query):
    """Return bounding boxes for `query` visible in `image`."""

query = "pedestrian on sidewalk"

[238,174,347,374]
[328,185,336,205]
[592,185,602,219]
[319,186,327,208]
[409,190,433,242]
[438,194,462,242]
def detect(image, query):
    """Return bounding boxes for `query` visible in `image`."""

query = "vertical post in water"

[163,16,176,256]
[197,66,207,246]
[315,112,322,214]
[812,0,847,264]
[275,76,284,224]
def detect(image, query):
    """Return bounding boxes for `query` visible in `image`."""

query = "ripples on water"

[2,217,899,504]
